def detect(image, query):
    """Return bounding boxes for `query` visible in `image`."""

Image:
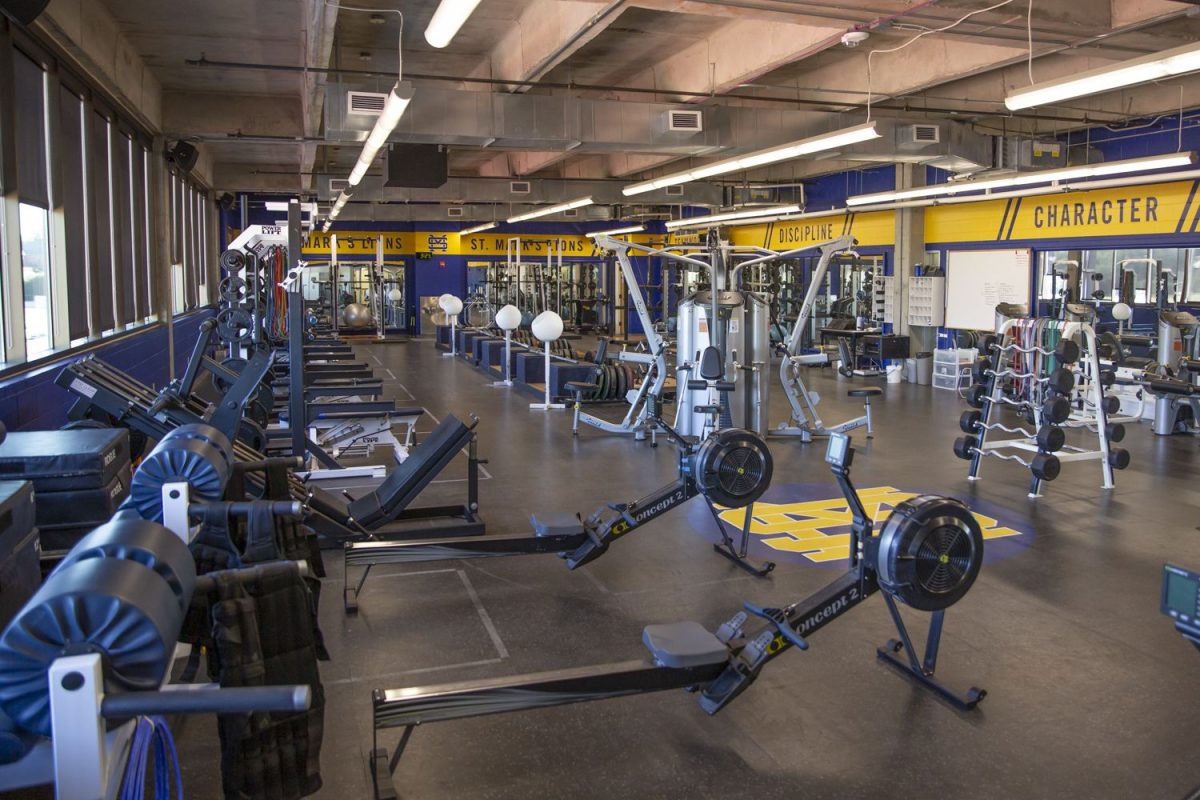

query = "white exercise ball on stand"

[440,294,463,357]
[531,310,564,343]
[1112,301,1132,335]
[495,304,521,332]
[530,311,566,411]
[492,305,522,387]
[387,288,402,302]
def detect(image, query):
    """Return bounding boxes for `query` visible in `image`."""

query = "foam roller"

[55,517,196,613]
[124,423,232,522]
[0,558,186,735]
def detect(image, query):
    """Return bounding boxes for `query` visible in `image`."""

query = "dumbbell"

[1108,447,1130,470]
[1031,452,1061,481]
[1099,369,1116,388]
[967,384,988,409]
[1042,395,1071,424]
[1036,424,1065,453]
[1054,339,1080,364]
[1101,395,1120,415]
[1046,367,1075,395]
[953,435,977,460]
[1106,422,1125,443]
[959,410,982,434]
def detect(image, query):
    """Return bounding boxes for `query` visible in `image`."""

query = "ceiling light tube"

[623,123,880,197]
[586,225,644,238]
[1006,41,1200,110]
[846,153,1196,207]
[347,81,415,186]
[460,222,497,235]
[425,0,483,48]
[506,196,594,223]
[664,204,801,230]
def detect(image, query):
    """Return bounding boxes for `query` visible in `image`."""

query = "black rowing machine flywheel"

[875,495,984,612]
[692,428,773,508]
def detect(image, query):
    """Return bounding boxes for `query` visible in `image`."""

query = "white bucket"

[886,363,903,384]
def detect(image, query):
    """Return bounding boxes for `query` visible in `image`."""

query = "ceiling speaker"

[166,141,198,172]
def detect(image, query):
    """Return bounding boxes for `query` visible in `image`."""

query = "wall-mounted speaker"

[218,193,235,211]
[0,0,50,25]
[166,141,198,172]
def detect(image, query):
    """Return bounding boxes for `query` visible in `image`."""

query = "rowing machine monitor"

[1162,564,1200,651]
[826,431,852,471]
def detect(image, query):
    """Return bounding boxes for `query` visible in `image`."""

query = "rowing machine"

[343,418,774,611]
[367,431,985,798]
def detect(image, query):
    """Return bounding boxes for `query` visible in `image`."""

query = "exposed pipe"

[184,55,1111,123]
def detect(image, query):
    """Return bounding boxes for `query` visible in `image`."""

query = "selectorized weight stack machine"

[366,431,987,799]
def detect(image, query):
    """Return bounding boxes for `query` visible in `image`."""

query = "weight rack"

[955,317,1129,497]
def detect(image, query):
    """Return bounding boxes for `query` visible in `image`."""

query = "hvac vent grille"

[347,91,388,116]
[910,124,940,144]
[447,207,464,218]
[667,110,703,132]
[510,180,531,194]
[329,178,350,193]
[665,184,685,196]
[563,208,579,218]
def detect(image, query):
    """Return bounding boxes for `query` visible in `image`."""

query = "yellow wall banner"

[460,233,602,257]
[301,231,412,255]
[925,180,1200,243]
[729,210,896,250]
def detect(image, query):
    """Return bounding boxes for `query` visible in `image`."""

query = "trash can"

[915,351,933,385]
[904,357,918,383]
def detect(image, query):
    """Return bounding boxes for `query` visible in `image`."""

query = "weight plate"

[617,364,627,398]
[216,308,254,345]
[595,365,608,400]
[220,249,246,272]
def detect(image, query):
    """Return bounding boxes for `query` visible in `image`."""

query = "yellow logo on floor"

[717,486,1023,564]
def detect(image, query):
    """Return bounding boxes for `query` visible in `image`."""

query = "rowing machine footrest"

[642,621,727,668]
[530,512,584,537]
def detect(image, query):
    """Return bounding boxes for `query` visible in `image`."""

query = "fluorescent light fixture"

[586,225,644,238]
[623,123,880,197]
[460,222,497,235]
[347,81,415,186]
[265,200,318,215]
[846,153,1196,207]
[506,196,594,223]
[425,0,483,48]
[1007,42,1200,110]
[664,205,801,230]
[321,220,331,232]
[328,190,352,221]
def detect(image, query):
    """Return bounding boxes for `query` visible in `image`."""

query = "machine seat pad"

[848,388,883,398]
[530,512,584,537]
[1147,378,1200,397]
[311,407,424,421]
[642,622,727,669]
[346,414,471,527]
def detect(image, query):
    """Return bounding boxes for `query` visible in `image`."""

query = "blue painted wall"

[0,311,215,432]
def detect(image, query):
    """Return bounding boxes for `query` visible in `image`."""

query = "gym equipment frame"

[367,432,985,799]
[342,409,774,612]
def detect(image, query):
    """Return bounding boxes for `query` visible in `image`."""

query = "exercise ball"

[343,302,373,328]
[495,304,521,331]
[387,288,402,302]
[440,294,463,316]
[531,310,564,342]
[1112,302,1132,322]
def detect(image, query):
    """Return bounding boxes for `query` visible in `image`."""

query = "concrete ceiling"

[82,0,1200,203]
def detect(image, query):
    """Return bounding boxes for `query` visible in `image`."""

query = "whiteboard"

[945,248,1032,330]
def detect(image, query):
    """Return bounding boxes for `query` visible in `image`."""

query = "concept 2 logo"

[692,484,1031,568]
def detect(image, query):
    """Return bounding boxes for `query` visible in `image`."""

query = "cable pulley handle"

[743,603,808,650]
[101,684,311,718]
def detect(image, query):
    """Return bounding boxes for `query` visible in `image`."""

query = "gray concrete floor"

[175,338,1200,800]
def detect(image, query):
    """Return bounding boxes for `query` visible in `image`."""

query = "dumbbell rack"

[957,318,1125,498]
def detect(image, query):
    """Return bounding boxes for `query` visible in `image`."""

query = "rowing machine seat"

[530,512,584,537]
[642,621,727,668]
[847,388,883,398]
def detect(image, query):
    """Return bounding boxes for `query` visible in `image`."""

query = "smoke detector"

[841,31,869,48]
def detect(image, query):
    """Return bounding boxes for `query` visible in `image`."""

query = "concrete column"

[893,163,932,355]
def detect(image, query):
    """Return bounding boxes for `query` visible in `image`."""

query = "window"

[59,86,89,343]
[90,111,115,331]
[19,204,51,357]
[1038,248,1193,305]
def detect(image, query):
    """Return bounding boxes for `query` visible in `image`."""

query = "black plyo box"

[0,428,130,490]
[0,481,36,553]
[0,528,40,630]
[33,463,132,527]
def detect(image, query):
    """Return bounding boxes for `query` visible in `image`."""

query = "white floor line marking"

[328,657,504,687]
[578,568,611,595]
[370,353,383,365]
[384,369,397,381]
[457,570,510,659]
